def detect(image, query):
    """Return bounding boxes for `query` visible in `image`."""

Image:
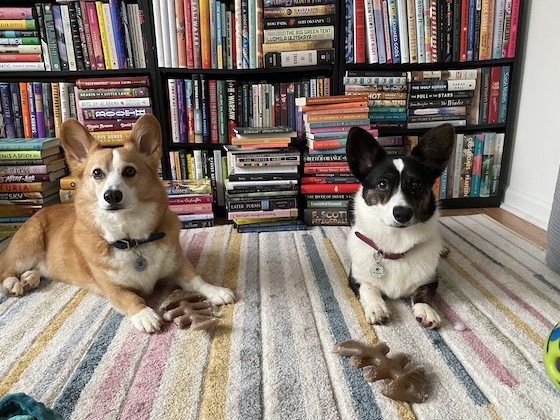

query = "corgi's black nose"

[104,190,123,204]
[393,206,413,224]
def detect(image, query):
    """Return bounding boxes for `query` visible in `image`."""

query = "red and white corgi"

[0,115,235,333]
[345,124,454,329]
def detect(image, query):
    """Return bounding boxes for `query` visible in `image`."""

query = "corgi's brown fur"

[0,115,235,333]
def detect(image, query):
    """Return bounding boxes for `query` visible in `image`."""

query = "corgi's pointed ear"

[346,126,385,182]
[125,114,162,163]
[411,123,455,176]
[60,118,101,174]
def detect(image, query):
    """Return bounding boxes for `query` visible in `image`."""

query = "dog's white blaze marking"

[393,158,404,172]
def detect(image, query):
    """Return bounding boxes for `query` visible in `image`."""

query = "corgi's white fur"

[345,124,455,329]
[0,115,235,333]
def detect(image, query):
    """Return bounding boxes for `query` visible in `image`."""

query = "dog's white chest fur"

[348,192,443,299]
[105,241,177,295]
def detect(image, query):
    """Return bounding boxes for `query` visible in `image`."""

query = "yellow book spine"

[95,1,111,70]
[0,20,36,30]
[478,0,490,60]
[89,130,132,146]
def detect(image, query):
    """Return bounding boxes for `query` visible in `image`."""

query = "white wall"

[501,0,560,229]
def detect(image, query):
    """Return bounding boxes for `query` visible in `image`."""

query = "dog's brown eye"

[377,180,388,190]
[92,168,104,180]
[123,166,136,177]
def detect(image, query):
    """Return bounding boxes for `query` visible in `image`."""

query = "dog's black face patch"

[361,157,437,225]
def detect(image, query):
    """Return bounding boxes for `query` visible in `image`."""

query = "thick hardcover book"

[0,137,60,151]
[0,180,58,193]
[0,8,33,20]
[303,208,349,225]
[86,1,105,70]
[264,5,336,18]
[108,0,126,69]
[498,65,510,124]
[8,82,23,138]
[75,77,149,89]
[228,197,297,211]
[0,83,15,138]
[236,220,306,233]
[409,79,476,92]
[264,15,335,29]
[264,49,335,67]
[227,208,298,220]
[262,39,333,53]
[487,66,501,124]
[78,97,151,109]
[81,107,152,120]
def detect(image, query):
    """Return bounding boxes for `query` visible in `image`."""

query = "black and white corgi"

[345,124,455,329]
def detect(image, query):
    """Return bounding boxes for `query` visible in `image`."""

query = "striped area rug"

[1,214,559,419]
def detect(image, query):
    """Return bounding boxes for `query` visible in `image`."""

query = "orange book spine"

[19,82,32,138]
[198,0,211,69]
[300,101,368,112]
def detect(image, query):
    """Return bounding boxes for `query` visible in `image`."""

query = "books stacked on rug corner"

[162,178,215,229]
[224,134,302,232]
[0,136,67,236]
[74,77,152,146]
[0,7,46,72]
[297,95,370,226]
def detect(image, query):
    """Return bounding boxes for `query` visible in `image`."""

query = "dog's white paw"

[2,277,24,296]
[130,307,162,333]
[413,303,441,329]
[363,302,391,325]
[20,270,40,290]
[204,285,236,306]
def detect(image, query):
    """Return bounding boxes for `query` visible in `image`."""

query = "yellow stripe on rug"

[0,289,87,395]
[323,238,417,420]
[199,229,241,420]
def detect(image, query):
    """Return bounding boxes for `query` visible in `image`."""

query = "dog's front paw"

[2,276,25,296]
[20,270,40,291]
[204,285,236,306]
[131,307,162,333]
[363,303,391,325]
[413,303,441,329]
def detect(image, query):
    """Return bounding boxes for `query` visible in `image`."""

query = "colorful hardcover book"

[86,1,105,70]
[81,107,152,120]
[479,132,495,198]
[109,0,127,69]
[0,83,15,138]
[470,132,484,197]
[498,65,510,124]
[487,66,501,124]
[490,132,504,196]
[0,8,34,20]
[75,77,149,89]
[32,82,44,138]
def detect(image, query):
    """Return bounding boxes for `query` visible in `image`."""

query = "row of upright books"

[167,76,332,144]
[0,2,147,72]
[342,66,510,130]
[0,76,153,146]
[346,0,520,65]
[0,136,68,235]
[151,0,336,70]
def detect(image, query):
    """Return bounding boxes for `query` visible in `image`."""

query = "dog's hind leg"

[0,218,46,296]
[411,281,440,329]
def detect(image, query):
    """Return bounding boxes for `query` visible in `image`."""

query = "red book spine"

[506,0,520,58]
[208,79,219,143]
[353,0,365,63]
[459,0,468,62]
[487,66,501,124]
[0,54,42,62]
[86,1,105,70]
[300,183,360,194]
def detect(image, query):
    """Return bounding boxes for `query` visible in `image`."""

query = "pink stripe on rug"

[182,230,209,268]
[86,327,145,418]
[119,322,177,419]
[445,240,554,330]
[434,293,518,387]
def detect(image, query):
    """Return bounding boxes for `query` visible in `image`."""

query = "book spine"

[490,132,504,196]
[60,4,77,71]
[86,2,105,70]
[498,65,510,124]
[226,79,237,142]
[33,3,51,71]
[406,0,418,63]
[387,0,400,63]
[175,0,187,68]
[109,0,126,69]
[217,79,227,143]
[470,132,484,196]
[185,79,195,143]
[76,87,149,99]
[0,8,33,20]
[95,1,111,69]
[168,79,180,143]
[74,76,149,89]
[83,119,136,131]
[199,0,212,68]
[506,0,519,57]
[479,132,494,198]
[176,79,187,143]
[77,97,151,108]
[491,0,505,59]
[500,0,512,58]
[396,0,409,63]
[264,49,335,67]
[81,107,152,120]
[200,75,210,142]
[119,1,134,69]
[102,3,119,69]
[192,75,203,143]
[487,66,501,124]
[184,0,195,68]
[191,0,202,68]
[167,0,179,67]
[8,82,23,138]
[52,5,68,70]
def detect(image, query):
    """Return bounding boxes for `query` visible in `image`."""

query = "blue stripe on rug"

[0,279,53,329]
[442,221,560,295]
[302,234,382,420]
[403,299,489,406]
[237,233,263,419]
[52,310,124,418]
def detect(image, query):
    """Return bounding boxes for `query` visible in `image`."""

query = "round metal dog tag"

[134,255,148,271]
[370,262,385,278]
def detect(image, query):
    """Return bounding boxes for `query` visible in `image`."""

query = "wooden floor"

[441,208,548,250]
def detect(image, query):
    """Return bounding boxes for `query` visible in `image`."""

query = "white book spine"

[364,0,379,64]
[414,0,425,63]
[159,0,172,68]
[167,0,178,67]
[60,5,77,71]
[168,79,180,143]
[151,0,164,66]
[396,0,409,63]
[492,0,506,59]
[77,97,152,108]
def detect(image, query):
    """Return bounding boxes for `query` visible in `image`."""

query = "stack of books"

[407,69,478,129]
[296,95,372,226]
[263,1,336,69]
[0,136,66,236]
[74,76,152,146]
[162,178,215,229]
[224,126,303,232]
[0,7,45,72]
[343,71,408,129]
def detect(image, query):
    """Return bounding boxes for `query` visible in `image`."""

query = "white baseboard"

[501,188,551,230]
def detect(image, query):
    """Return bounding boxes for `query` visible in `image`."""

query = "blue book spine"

[498,65,510,124]
[439,165,448,200]
[345,0,353,63]
[247,0,256,69]
[52,5,68,70]
[200,75,210,142]
[0,83,15,139]
[176,79,187,143]
[373,3,386,64]
[109,0,126,69]
[216,1,223,69]
[470,132,485,197]
[241,0,249,69]
[387,0,400,64]
[192,76,203,143]
[466,0,476,61]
